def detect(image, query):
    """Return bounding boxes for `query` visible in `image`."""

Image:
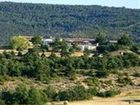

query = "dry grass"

[109,50,135,57]
[41,51,84,57]
[71,52,84,57]
[69,100,127,105]
[0,48,84,57]
[0,49,28,55]
[48,89,140,105]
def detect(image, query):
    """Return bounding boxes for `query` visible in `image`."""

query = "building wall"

[78,44,97,51]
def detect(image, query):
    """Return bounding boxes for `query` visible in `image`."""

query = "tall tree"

[118,34,133,46]
[95,32,107,45]
[11,36,30,51]
[28,87,47,105]
[31,36,42,45]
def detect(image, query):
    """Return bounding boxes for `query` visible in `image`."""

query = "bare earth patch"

[69,97,140,105]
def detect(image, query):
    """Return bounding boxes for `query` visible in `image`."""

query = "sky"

[0,0,140,9]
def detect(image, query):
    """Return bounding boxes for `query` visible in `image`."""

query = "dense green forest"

[0,2,140,44]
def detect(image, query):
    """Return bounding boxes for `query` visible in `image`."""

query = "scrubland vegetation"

[0,34,139,105]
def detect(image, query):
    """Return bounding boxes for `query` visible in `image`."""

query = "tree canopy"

[10,36,30,51]
[118,34,133,46]
[31,36,42,45]
[0,2,140,44]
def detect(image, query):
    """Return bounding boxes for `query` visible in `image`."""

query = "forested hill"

[0,2,140,44]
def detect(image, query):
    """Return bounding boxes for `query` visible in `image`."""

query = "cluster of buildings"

[23,35,118,52]
[43,37,99,51]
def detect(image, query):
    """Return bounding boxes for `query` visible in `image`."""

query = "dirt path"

[49,96,140,105]
[69,97,139,105]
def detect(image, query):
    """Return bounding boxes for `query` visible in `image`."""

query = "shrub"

[117,76,134,86]
[0,99,4,105]
[27,87,48,105]
[0,85,48,105]
[84,77,99,86]
[57,85,92,101]
[43,86,57,101]
[133,72,140,77]
[88,88,98,96]
[97,90,119,97]
[95,70,109,78]
[0,76,11,85]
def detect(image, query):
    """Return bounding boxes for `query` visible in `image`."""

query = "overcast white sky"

[0,0,140,9]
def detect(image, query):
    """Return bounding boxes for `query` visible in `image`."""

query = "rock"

[63,101,69,105]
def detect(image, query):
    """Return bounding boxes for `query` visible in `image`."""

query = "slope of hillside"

[0,2,140,44]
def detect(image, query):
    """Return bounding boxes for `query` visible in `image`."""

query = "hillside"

[0,2,140,44]
[0,35,140,104]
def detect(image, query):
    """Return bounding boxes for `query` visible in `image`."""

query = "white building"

[42,37,99,51]
[43,39,54,45]
[109,40,118,44]
[78,43,99,51]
